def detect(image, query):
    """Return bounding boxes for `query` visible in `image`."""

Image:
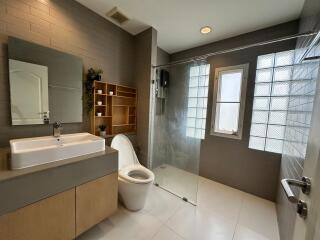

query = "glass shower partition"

[149,61,209,205]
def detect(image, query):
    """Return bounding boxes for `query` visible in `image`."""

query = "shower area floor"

[153,164,199,204]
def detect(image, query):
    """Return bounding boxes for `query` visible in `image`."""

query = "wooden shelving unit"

[91,81,137,138]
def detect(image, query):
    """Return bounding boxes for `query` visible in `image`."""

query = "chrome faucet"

[53,122,62,138]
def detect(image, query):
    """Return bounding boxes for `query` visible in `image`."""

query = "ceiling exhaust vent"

[106,7,129,25]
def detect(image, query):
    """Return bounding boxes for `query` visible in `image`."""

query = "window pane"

[275,50,294,67]
[197,98,207,107]
[265,138,283,154]
[189,87,198,97]
[214,103,240,134]
[270,97,289,110]
[200,65,209,75]
[190,66,199,77]
[254,83,271,96]
[249,136,265,151]
[199,76,207,86]
[218,70,242,102]
[272,82,290,96]
[189,76,198,87]
[187,118,196,127]
[198,87,208,97]
[250,123,267,137]
[253,97,270,110]
[267,125,285,139]
[273,66,293,81]
[187,107,197,118]
[256,69,273,82]
[257,53,275,69]
[269,111,287,125]
[252,111,268,124]
[188,98,197,107]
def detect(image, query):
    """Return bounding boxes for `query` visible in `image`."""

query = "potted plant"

[87,68,103,81]
[98,124,107,138]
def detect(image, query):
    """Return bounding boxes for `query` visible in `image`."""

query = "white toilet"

[111,134,154,211]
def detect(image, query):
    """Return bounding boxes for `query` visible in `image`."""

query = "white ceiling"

[76,0,305,54]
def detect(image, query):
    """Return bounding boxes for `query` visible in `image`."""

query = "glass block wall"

[186,64,210,139]
[249,50,295,154]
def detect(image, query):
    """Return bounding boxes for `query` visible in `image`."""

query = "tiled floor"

[153,164,199,204]
[77,176,280,240]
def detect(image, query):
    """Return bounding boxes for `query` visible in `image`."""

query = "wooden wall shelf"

[91,81,137,138]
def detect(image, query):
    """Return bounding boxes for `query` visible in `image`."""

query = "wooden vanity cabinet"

[0,173,118,240]
[76,172,118,236]
[0,189,76,240]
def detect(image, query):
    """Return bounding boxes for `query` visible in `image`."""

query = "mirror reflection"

[8,37,83,125]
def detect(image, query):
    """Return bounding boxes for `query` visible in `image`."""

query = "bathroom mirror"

[8,37,83,125]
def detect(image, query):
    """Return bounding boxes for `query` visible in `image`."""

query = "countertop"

[0,147,117,183]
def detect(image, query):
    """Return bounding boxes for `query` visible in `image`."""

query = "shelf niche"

[91,81,137,138]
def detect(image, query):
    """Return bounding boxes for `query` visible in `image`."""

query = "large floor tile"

[197,177,244,222]
[78,206,163,240]
[144,185,186,223]
[233,224,271,240]
[238,193,279,240]
[151,225,185,240]
[166,204,236,240]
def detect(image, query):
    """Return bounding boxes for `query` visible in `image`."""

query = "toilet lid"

[119,165,155,184]
[111,134,139,170]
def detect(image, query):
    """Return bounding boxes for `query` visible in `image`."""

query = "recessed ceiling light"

[200,26,212,34]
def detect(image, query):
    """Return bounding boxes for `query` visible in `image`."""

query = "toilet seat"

[119,165,154,184]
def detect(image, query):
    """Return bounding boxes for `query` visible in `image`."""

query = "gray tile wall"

[276,0,320,239]
[0,0,135,147]
[134,28,158,167]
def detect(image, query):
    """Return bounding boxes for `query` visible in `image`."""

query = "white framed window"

[211,64,249,139]
[249,50,295,154]
[186,64,210,139]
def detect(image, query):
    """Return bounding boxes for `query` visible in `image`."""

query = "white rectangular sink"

[10,133,105,169]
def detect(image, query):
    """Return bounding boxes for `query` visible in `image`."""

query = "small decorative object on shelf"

[99,124,107,138]
[91,81,137,138]
[97,89,103,94]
